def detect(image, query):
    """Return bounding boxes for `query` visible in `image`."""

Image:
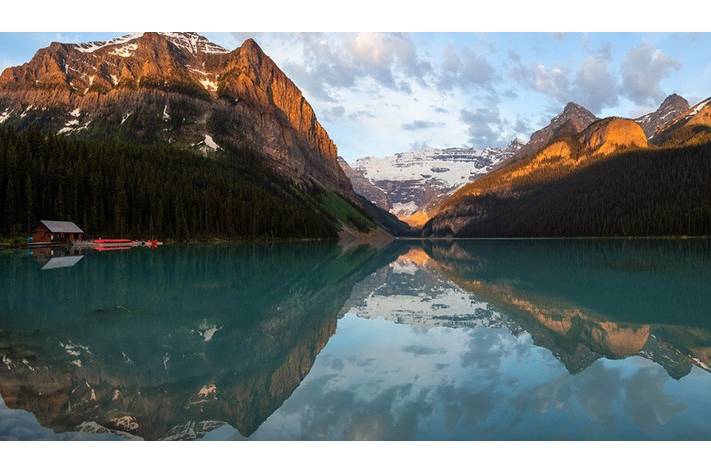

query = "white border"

[1,441,710,473]
[0,0,710,32]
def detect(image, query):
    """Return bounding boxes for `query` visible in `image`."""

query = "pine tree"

[4,176,16,235]
[24,175,33,234]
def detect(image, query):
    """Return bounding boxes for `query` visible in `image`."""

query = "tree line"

[0,127,338,240]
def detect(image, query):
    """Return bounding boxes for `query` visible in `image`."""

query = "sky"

[1,32,711,161]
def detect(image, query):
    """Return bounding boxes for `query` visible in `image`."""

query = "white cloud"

[621,43,681,106]
[460,107,507,147]
[437,45,497,91]
[401,120,446,131]
[218,33,694,158]
[574,48,619,112]
[510,46,618,113]
[241,33,432,103]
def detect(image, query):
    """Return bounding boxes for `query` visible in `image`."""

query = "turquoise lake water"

[1,240,711,440]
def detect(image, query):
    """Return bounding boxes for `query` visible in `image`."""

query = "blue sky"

[1,32,710,161]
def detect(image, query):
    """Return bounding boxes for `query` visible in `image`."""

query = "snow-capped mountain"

[342,139,524,225]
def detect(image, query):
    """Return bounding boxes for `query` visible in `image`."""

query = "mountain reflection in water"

[1,240,711,440]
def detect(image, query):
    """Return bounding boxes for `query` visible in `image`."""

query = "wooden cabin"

[31,220,85,244]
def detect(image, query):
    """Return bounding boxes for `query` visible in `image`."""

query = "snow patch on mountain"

[199,78,219,92]
[203,134,220,151]
[0,108,11,124]
[159,32,229,55]
[75,33,144,54]
[73,32,229,56]
[57,119,80,134]
[688,98,711,117]
[392,201,418,216]
[110,43,138,58]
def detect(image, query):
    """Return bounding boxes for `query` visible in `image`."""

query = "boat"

[73,238,164,251]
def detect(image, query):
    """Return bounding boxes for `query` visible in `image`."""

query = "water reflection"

[1,239,711,440]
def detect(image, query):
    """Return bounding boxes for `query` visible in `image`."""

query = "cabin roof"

[40,220,84,233]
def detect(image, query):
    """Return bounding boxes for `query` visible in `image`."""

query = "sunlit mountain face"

[2,240,711,440]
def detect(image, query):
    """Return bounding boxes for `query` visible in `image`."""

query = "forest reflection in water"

[1,239,711,440]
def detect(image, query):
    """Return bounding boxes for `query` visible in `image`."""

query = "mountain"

[651,97,711,147]
[423,115,711,237]
[424,118,711,237]
[422,96,711,238]
[634,93,690,139]
[343,140,524,226]
[504,102,598,167]
[0,33,404,240]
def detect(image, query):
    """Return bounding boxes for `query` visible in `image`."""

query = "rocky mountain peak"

[635,93,690,138]
[659,93,687,108]
[239,38,262,54]
[557,102,597,123]
[562,101,589,115]
[503,102,597,167]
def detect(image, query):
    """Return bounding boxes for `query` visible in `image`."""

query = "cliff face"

[0,33,352,195]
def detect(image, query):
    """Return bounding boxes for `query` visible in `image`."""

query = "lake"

[2,239,711,440]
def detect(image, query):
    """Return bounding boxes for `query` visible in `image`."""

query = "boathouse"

[31,220,85,244]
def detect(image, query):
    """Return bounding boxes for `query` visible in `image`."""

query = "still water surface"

[1,240,711,440]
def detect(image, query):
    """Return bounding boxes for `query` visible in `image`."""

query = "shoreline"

[396,235,711,241]
[4,234,711,249]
